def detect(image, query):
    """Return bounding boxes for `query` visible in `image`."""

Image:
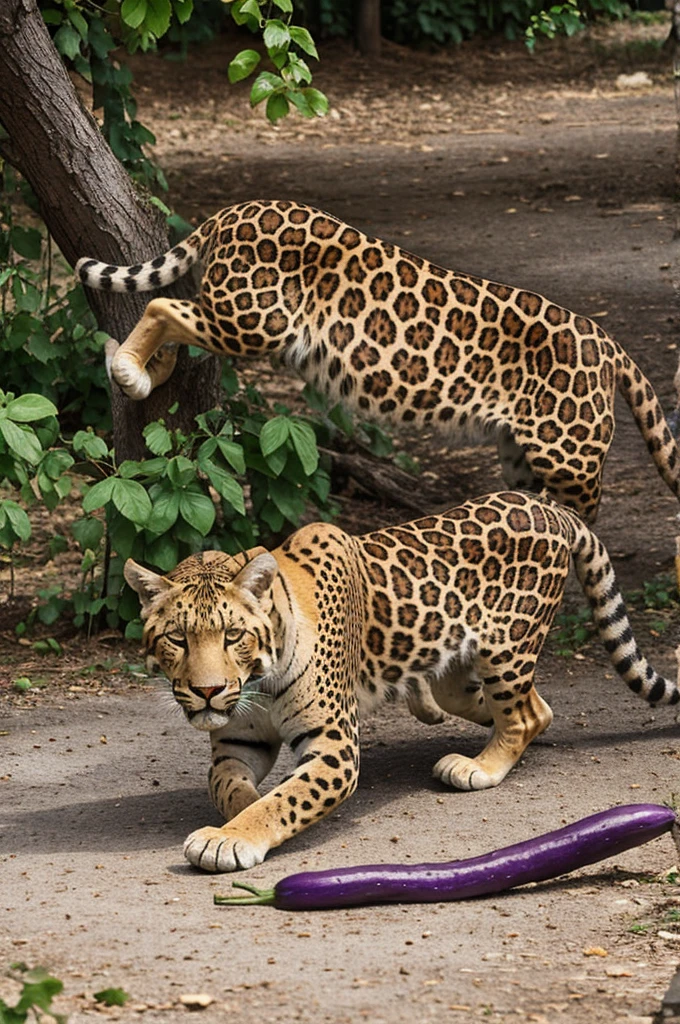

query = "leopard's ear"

[124,559,174,612]
[234,552,278,601]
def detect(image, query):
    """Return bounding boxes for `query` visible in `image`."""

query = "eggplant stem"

[214,882,276,906]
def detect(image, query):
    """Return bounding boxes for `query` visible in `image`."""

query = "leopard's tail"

[616,344,680,502]
[74,220,218,294]
[566,508,680,707]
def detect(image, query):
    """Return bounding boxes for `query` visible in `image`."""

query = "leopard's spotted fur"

[125,491,679,873]
[76,200,680,523]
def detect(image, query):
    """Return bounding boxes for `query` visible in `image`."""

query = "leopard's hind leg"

[500,424,607,524]
[497,426,542,492]
[406,679,447,724]
[432,655,552,790]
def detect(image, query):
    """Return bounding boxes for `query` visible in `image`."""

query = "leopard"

[75,199,680,524]
[124,490,680,874]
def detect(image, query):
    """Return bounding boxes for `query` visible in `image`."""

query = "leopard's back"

[78,199,680,521]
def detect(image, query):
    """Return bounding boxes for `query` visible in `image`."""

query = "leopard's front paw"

[183,825,269,873]
[110,346,152,400]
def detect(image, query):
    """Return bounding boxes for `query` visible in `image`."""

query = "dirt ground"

[2,16,680,1024]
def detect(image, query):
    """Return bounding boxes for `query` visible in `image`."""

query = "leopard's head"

[124,549,279,731]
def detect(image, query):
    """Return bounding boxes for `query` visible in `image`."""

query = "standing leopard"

[76,199,680,523]
[125,491,680,873]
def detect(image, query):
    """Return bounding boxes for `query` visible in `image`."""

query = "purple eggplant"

[214,804,678,910]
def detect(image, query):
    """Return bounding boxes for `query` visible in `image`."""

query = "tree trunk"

[673,0,680,236]
[0,0,220,462]
[355,0,381,57]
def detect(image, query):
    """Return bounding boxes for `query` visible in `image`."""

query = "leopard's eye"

[224,628,245,646]
[164,632,188,650]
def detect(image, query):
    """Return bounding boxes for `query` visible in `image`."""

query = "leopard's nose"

[190,684,225,703]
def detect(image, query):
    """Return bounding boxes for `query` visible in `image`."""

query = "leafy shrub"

[315,0,629,47]
[0,376,337,634]
[0,964,66,1024]
[1,167,111,431]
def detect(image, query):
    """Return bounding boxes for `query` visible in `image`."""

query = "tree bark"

[673,0,680,236]
[355,0,381,57]
[0,0,220,462]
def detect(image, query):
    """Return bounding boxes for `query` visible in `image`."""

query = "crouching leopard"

[125,491,680,874]
[76,200,680,523]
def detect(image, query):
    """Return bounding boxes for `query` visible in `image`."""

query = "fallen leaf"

[583,946,608,957]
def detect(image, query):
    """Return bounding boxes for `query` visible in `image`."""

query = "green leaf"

[125,619,144,640]
[53,22,83,60]
[0,420,43,465]
[272,0,293,10]
[49,532,68,557]
[143,420,173,456]
[146,487,180,534]
[41,9,64,25]
[328,402,354,436]
[268,46,288,70]
[166,455,195,488]
[302,87,328,117]
[266,92,290,123]
[269,477,304,523]
[82,477,116,513]
[144,532,179,572]
[112,478,152,525]
[15,972,63,1014]
[228,48,261,84]
[178,489,215,536]
[94,989,130,1008]
[1,501,31,542]
[72,430,110,460]
[6,394,58,422]
[72,515,105,552]
[216,438,246,474]
[34,417,59,451]
[9,226,42,261]
[145,0,172,36]
[260,415,290,456]
[260,501,285,533]
[230,0,261,26]
[174,518,204,548]
[250,71,284,107]
[203,463,246,515]
[172,0,193,24]
[263,18,290,50]
[121,0,148,30]
[26,327,56,364]
[41,449,74,480]
[107,512,138,560]
[67,7,89,38]
[288,90,314,118]
[118,458,167,479]
[286,53,312,84]
[289,420,319,475]
[289,25,318,59]
[309,467,331,503]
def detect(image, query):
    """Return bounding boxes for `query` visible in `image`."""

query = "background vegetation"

[0,0,658,637]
